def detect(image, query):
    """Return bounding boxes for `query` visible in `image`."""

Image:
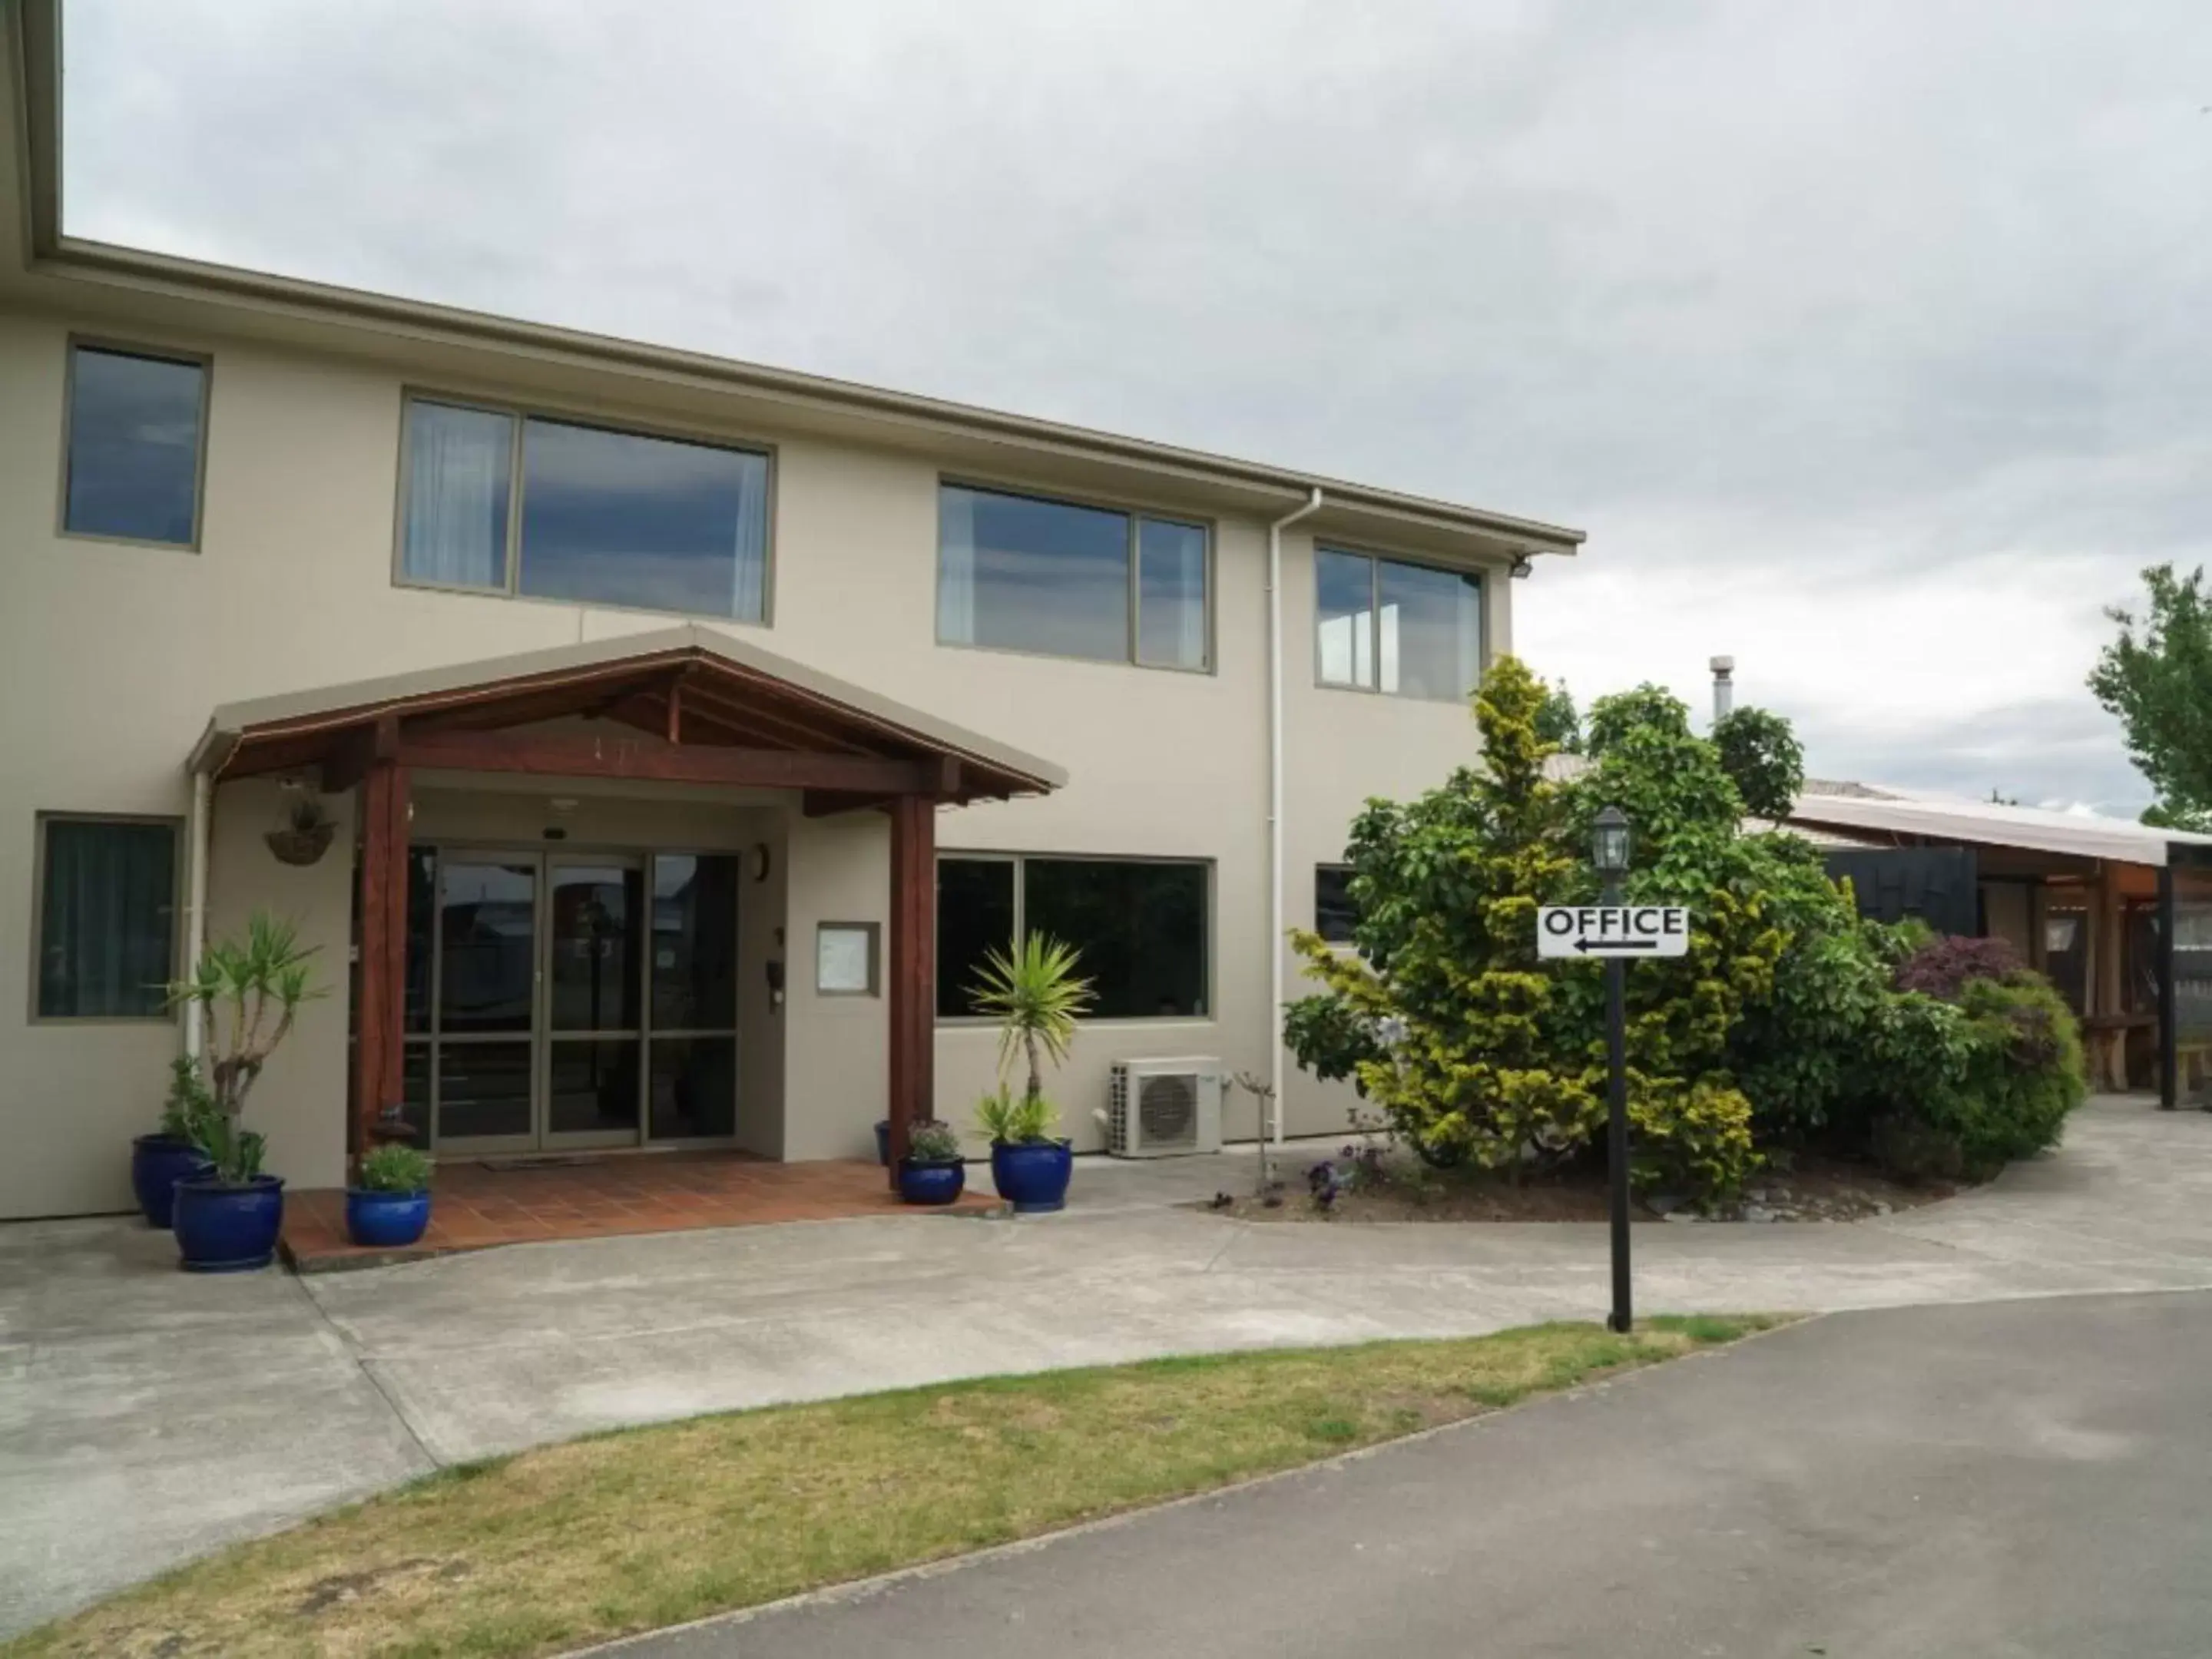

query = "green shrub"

[1857,962,2085,1180]
[157,1055,219,1143]
[905,1120,963,1162]
[974,1088,1059,1145]
[356,1143,434,1194]
[1939,975,2085,1172]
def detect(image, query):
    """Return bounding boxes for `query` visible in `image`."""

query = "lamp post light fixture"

[1592,806,1631,897]
[1594,803,1634,1334]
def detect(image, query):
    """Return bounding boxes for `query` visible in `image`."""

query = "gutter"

[1267,488,1325,1146]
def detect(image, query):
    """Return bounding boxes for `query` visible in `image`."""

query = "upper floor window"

[1316,548,1484,702]
[35,815,178,1020]
[399,397,770,622]
[63,344,207,547]
[938,484,1209,671]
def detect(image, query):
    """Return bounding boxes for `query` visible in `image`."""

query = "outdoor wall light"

[1592,806,1631,878]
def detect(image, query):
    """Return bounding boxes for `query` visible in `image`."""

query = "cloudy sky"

[58,0,2212,813]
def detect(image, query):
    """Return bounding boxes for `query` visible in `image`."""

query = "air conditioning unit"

[1107,1058,1224,1157]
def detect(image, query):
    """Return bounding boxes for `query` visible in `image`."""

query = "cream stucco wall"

[0,296,1529,1218]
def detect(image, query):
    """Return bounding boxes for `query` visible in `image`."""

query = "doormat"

[475,1155,601,1171]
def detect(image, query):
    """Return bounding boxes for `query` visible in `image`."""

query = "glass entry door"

[543,860,645,1147]
[434,856,541,1152]
[408,848,737,1156]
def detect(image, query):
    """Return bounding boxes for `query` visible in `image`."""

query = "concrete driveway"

[630,1293,2212,1659]
[7,1095,2212,1634]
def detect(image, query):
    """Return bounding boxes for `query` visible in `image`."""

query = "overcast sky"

[58,0,2212,814]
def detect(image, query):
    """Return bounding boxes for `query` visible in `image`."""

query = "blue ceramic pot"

[172,1174,285,1273]
[874,1119,892,1167]
[346,1187,432,1249]
[897,1157,966,1207]
[989,1139,1073,1214]
[131,1134,213,1230]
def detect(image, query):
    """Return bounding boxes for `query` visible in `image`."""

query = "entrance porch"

[184,624,1064,1202]
[279,1147,1000,1270]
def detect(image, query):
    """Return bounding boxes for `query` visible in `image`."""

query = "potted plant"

[263,793,336,867]
[165,912,324,1272]
[970,934,1092,1214]
[129,1056,217,1229]
[347,1143,435,1247]
[896,1118,967,1206]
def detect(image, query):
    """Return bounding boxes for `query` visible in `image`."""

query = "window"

[936,858,1015,1018]
[1316,547,1483,701]
[399,397,770,621]
[35,816,178,1019]
[936,855,1209,1022]
[63,345,207,546]
[1315,866,1359,945]
[938,484,1210,670]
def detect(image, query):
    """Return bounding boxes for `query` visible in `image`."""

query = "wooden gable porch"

[187,626,1065,1186]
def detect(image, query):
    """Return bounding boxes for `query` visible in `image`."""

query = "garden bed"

[1202,1149,1960,1225]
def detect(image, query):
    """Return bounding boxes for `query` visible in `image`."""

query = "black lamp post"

[1593,806,1634,1333]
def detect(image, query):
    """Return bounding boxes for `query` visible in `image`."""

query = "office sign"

[1537,906,1690,959]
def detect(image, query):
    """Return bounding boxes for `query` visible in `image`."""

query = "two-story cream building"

[0,2,1583,1220]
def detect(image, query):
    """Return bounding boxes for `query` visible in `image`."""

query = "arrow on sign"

[1575,938,1657,954]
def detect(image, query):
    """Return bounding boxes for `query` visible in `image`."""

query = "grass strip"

[8,1314,1783,1659]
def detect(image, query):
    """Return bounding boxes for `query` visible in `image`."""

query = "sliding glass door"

[434,856,540,1153]
[403,848,739,1155]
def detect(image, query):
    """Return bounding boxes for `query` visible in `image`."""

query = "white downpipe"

[1267,486,1324,1147]
[182,769,210,1058]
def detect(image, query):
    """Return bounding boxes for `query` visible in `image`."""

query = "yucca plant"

[969,933,1093,1107]
[166,912,326,1184]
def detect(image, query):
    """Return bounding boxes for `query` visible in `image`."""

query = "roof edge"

[198,624,1070,794]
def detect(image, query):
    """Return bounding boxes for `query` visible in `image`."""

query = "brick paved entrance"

[281,1151,998,1270]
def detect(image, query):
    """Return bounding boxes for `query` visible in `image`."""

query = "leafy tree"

[2089,564,2212,823]
[1534,680,1583,753]
[1286,656,1601,1176]
[1584,682,1690,758]
[1712,706,1805,822]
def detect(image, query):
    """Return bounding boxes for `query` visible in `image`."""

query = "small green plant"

[969,933,1092,1104]
[193,1115,267,1187]
[903,1120,963,1163]
[356,1143,434,1194]
[974,1086,1059,1146]
[157,1055,219,1144]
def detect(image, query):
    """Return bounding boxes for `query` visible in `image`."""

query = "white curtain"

[937,488,978,644]
[730,452,770,621]
[403,402,512,587]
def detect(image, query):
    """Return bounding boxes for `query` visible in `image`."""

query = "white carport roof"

[1788,786,2212,869]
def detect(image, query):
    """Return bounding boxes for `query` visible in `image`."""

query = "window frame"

[57,336,214,554]
[933,850,1215,1025]
[391,388,780,625]
[28,811,185,1025]
[1313,543,1488,701]
[935,477,1216,674]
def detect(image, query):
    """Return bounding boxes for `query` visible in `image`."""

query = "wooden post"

[2160,860,2178,1110]
[351,751,410,1163]
[353,763,392,1161]
[886,793,936,1187]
